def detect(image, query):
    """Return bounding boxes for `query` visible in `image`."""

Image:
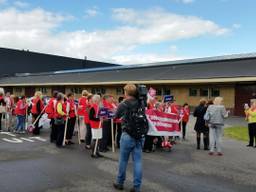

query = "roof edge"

[1,76,256,86]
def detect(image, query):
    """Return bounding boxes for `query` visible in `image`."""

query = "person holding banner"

[31,91,45,135]
[55,93,67,148]
[66,92,76,145]
[5,92,15,131]
[85,94,93,149]
[99,95,112,152]
[143,98,155,153]
[46,91,58,143]
[78,90,89,143]
[89,94,103,158]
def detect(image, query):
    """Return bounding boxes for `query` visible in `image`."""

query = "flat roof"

[1,53,256,86]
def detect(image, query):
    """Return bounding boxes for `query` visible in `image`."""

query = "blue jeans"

[16,115,25,132]
[116,132,144,190]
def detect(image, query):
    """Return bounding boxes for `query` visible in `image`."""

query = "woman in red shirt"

[66,92,76,145]
[89,94,103,158]
[181,103,190,140]
[85,94,93,149]
[15,96,28,134]
[78,90,89,143]
[31,91,44,135]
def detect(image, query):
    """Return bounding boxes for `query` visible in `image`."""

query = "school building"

[0,52,256,116]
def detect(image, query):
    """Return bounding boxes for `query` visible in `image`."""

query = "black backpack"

[123,101,149,140]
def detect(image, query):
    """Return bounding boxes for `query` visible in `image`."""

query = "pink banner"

[146,109,181,136]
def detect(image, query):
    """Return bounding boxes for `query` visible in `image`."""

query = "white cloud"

[84,7,99,18]
[13,1,29,8]
[0,7,229,64]
[111,52,184,64]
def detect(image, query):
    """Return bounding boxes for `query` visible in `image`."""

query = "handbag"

[54,117,64,125]
[0,105,6,113]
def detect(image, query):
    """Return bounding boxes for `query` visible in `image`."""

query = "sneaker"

[68,141,75,145]
[91,154,98,158]
[246,144,253,147]
[217,152,223,156]
[208,152,214,156]
[96,153,104,158]
[143,149,151,153]
[113,183,124,190]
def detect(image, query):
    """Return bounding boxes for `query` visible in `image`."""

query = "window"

[71,87,82,94]
[156,88,162,96]
[189,88,198,96]
[116,87,124,95]
[91,88,106,95]
[211,88,220,97]
[38,87,48,94]
[163,88,171,95]
[200,88,209,97]
[15,88,22,93]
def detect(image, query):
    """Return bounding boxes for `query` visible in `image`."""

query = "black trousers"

[66,117,76,140]
[50,118,58,142]
[182,121,187,139]
[144,135,154,151]
[32,114,41,135]
[56,123,65,147]
[248,123,256,146]
[196,131,209,149]
[85,123,92,146]
[100,119,111,151]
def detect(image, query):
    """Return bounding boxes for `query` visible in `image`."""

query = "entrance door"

[235,84,256,116]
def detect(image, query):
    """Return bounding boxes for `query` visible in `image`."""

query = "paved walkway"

[0,116,255,192]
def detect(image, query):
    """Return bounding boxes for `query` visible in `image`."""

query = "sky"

[0,0,255,64]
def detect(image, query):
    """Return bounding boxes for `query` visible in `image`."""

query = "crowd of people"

[1,85,255,192]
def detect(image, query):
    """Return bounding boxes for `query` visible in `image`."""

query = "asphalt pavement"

[0,116,255,192]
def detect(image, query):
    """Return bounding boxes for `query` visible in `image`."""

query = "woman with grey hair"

[89,94,103,158]
[204,97,229,156]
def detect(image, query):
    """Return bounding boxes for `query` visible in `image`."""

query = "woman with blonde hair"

[31,91,44,135]
[204,97,229,156]
[77,90,89,143]
[245,101,256,147]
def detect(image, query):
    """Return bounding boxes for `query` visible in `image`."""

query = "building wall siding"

[1,83,236,114]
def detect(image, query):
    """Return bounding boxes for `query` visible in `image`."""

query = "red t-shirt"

[77,97,87,116]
